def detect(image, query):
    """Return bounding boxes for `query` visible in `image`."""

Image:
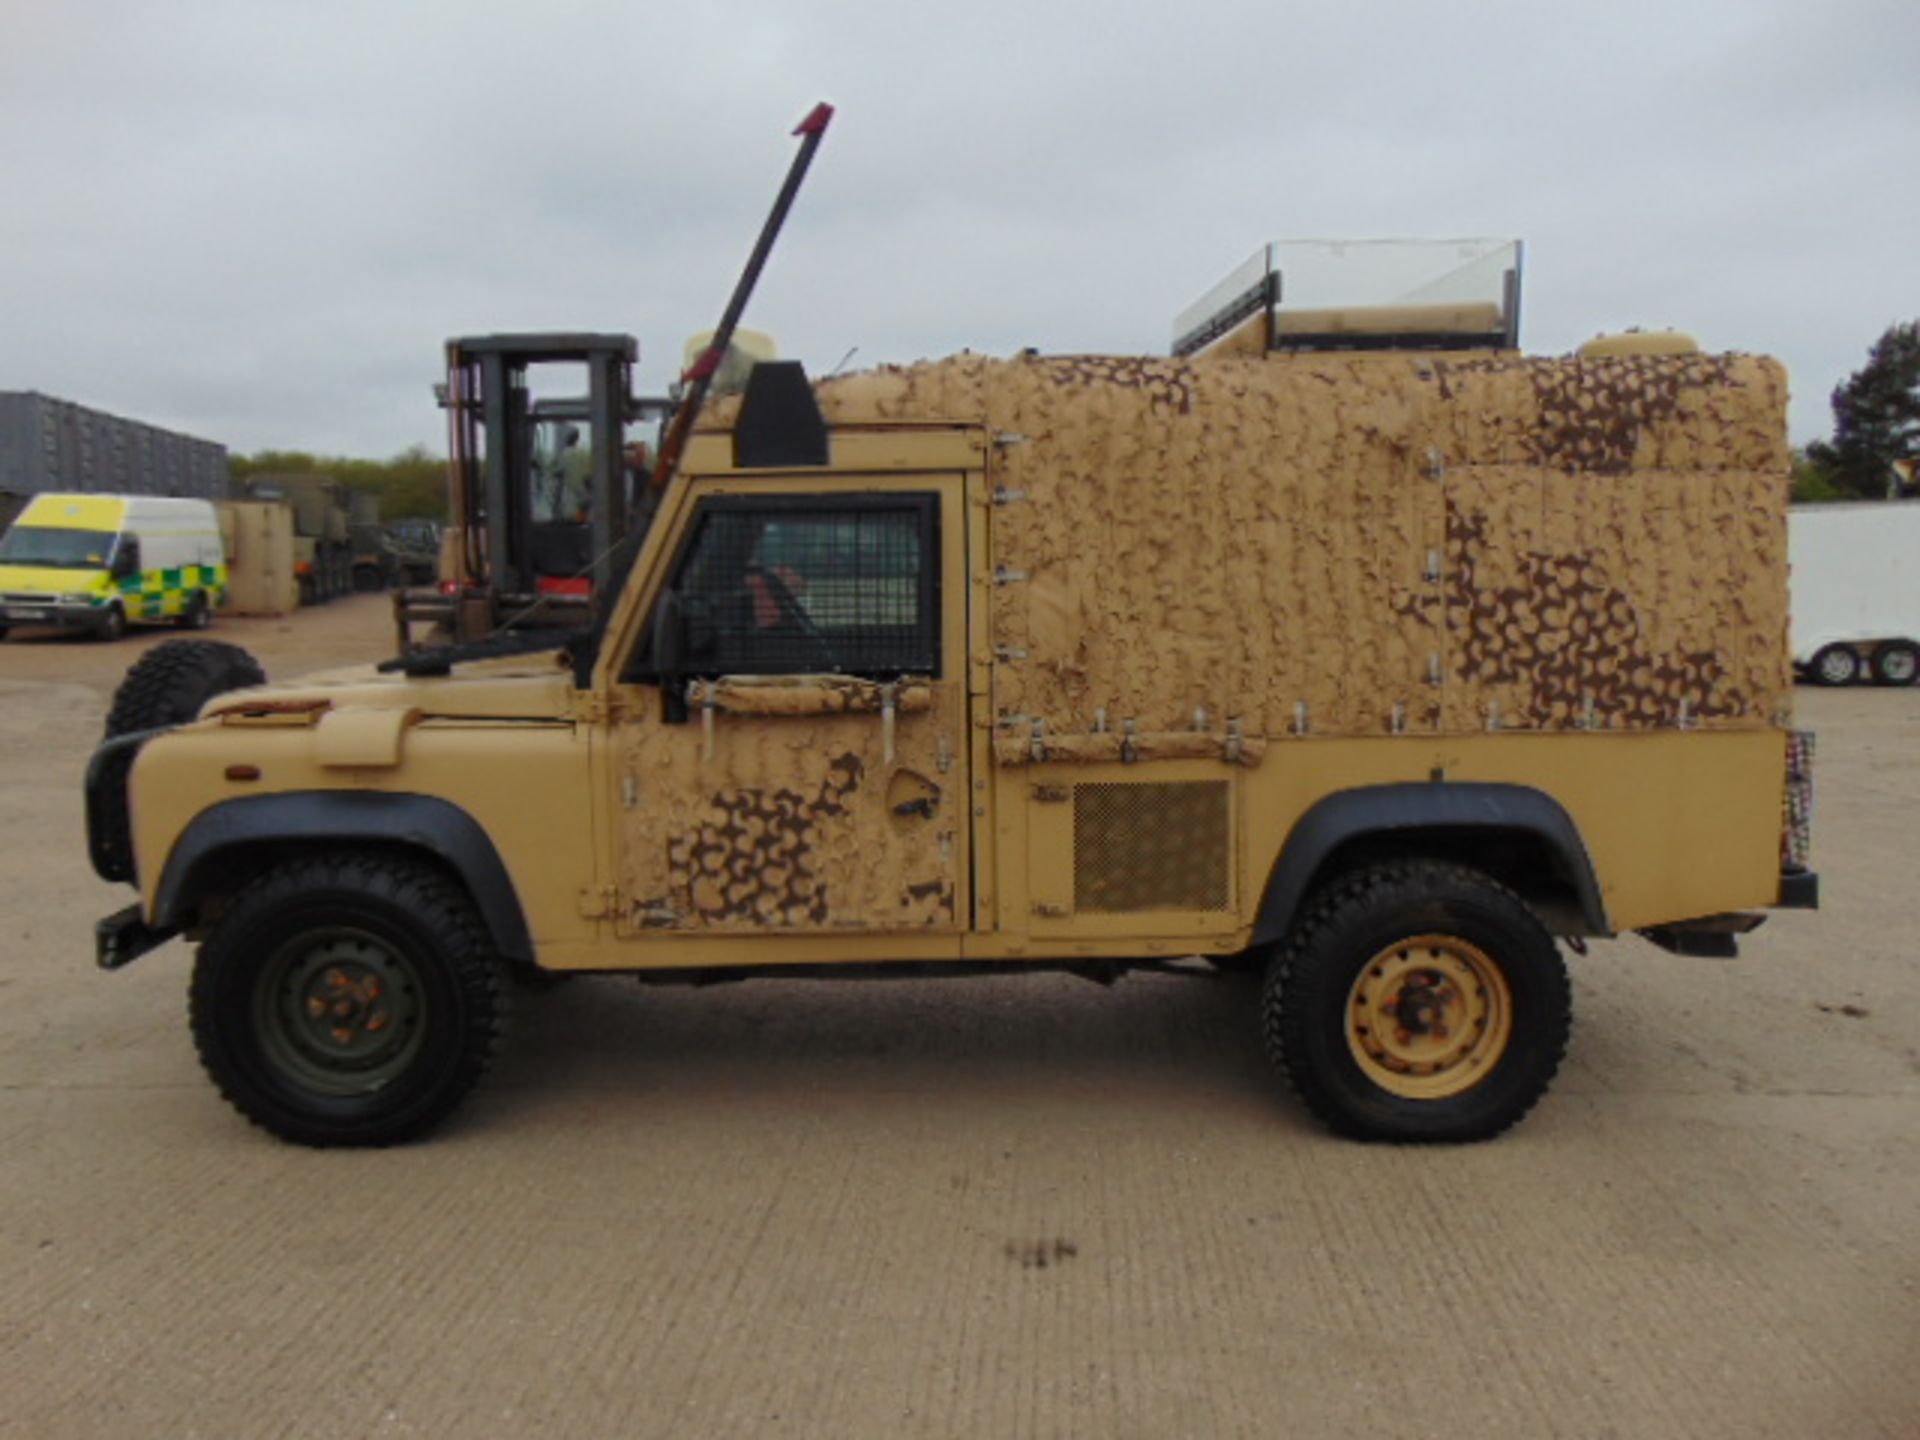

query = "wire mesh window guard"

[657,495,938,678]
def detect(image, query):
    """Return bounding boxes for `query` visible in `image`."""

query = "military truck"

[347,490,396,592]
[385,518,441,587]
[233,473,352,604]
[82,236,1816,1149]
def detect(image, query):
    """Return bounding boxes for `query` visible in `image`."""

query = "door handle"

[892,797,937,820]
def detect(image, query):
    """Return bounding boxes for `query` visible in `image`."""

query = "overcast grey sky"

[2,0,1914,457]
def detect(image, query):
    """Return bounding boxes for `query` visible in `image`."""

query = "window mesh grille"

[1073,782,1231,913]
[674,502,935,677]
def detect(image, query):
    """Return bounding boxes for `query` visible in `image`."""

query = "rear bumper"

[1639,867,1818,957]
[1778,868,1819,910]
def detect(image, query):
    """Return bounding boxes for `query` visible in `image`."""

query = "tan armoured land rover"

[85,240,1817,1146]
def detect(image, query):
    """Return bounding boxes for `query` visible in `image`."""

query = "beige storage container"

[216,500,300,615]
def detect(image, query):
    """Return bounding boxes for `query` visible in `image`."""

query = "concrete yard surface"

[1,596,1915,1438]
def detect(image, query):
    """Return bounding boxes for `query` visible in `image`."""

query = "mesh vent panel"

[1073,782,1230,913]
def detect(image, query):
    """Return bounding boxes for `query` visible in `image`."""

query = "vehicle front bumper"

[95,903,179,970]
[1,597,113,631]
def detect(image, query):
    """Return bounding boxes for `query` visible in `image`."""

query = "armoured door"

[609,478,969,937]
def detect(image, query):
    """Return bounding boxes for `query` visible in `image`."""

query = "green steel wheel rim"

[253,928,428,1096]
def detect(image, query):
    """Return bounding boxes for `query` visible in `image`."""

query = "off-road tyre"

[1870,640,1918,687]
[96,603,127,642]
[1809,643,1860,687]
[1262,862,1571,1143]
[104,639,265,738]
[174,590,212,630]
[189,853,507,1147]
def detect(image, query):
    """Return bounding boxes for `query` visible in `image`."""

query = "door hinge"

[577,884,620,919]
[574,692,620,725]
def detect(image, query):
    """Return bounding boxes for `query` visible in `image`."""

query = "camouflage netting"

[710,347,1791,746]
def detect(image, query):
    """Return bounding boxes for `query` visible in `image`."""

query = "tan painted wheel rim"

[1345,933,1513,1100]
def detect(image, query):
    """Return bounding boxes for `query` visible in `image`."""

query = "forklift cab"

[398,332,667,647]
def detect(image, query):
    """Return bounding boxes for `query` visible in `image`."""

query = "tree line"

[229,445,446,520]
[1794,320,1919,503]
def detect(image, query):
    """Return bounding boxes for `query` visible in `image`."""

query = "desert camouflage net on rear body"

[789,348,1789,746]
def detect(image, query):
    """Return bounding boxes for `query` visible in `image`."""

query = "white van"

[0,494,227,641]
[1790,500,1920,685]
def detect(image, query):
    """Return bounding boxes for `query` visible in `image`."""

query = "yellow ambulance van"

[0,494,226,641]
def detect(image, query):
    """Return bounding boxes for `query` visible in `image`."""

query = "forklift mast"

[444,332,641,596]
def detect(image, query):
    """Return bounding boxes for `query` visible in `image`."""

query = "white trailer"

[1790,501,1920,685]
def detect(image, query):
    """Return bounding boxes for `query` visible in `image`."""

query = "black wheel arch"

[1251,782,1610,946]
[152,791,535,966]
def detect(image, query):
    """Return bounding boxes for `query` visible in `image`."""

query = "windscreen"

[0,526,115,568]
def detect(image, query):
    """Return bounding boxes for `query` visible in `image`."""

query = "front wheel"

[190,854,506,1146]
[1263,862,1571,1142]
[1871,641,1918,687]
[96,603,127,642]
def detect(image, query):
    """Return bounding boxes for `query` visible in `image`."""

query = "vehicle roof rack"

[1172,239,1522,359]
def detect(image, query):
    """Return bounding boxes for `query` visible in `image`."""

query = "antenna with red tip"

[650,102,835,496]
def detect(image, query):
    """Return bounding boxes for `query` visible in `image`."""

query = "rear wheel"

[190,854,506,1147]
[1871,641,1918,687]
[1809,643,1861,686]
[174,590,211,630]
[1263,862,1570,1142]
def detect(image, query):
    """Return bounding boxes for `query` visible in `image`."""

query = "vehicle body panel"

[118,346,1801,974]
